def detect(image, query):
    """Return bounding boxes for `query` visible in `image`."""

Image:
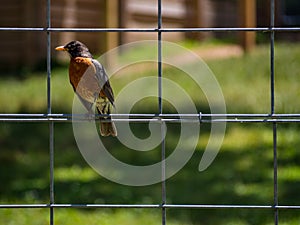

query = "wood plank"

[239,0,256,52]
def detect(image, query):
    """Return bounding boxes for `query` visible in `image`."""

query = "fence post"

[100,0,119,67]
[184,0,212,40]
[104,0,119,50]
[239,0,257,52]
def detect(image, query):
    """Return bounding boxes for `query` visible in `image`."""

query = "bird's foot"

[85,111,95,121]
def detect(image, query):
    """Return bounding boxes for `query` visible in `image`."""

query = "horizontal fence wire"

[1,114,300,123]
[0,27,300,32]
[1,1,300,225]
[1,203,300,210]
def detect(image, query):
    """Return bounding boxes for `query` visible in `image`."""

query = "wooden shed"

[0,0,119,72]
[0,0,46,72]
[121,0,257,51]
[2,0,294,73]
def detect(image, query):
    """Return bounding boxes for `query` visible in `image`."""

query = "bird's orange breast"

[69,57,101,103]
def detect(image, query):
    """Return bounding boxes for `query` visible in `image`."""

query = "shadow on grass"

[1,116,300,224]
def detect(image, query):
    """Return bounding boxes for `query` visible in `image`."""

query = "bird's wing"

[91,59,115,105]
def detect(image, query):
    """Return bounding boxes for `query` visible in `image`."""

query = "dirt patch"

[112,44,244,76]
[195,44,244,60]
[168,44,244,66]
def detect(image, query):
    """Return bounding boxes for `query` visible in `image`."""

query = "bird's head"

[55,40,92,58]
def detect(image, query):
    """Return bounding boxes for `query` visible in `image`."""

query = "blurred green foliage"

[1,42,300,224]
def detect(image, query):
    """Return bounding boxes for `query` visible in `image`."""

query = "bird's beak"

[55,46,66,51]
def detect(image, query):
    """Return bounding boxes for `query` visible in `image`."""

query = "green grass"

[0,208,185,225]
[1,42,300,224]
[1,42,300,114]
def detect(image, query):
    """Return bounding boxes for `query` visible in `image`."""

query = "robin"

[55,40,117,137]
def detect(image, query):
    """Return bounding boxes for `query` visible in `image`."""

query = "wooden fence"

[0,0,285,72]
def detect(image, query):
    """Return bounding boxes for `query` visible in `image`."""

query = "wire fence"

[1,0,300,225]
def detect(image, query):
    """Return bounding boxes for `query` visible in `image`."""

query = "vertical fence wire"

[157,1,167,225]
[270,0,279,224]
[46,0,54,224]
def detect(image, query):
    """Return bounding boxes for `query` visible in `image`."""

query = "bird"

[55,40,117,137]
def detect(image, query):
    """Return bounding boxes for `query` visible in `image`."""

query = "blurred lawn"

[1,42,300,225]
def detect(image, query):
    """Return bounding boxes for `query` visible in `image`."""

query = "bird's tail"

[99,120,117,137]
[96,97,117,137]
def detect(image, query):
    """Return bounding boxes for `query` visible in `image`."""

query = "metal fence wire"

[1,0,300,225]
